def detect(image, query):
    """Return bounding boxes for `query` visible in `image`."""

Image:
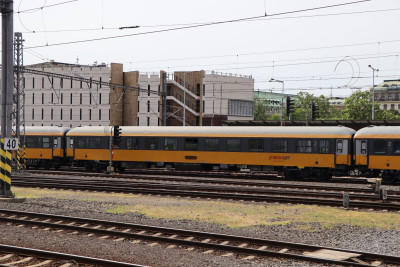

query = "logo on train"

[269,156,290,161]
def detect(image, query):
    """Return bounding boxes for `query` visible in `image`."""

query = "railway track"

[0,243,145,266]
[11,174,400,211]
[26,169,399,196]
[1,209,398,266]
[30,167,377,184]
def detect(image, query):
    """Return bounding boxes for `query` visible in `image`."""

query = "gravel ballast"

[0,187,399,266]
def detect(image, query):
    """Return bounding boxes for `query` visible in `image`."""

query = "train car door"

[335,139,350,166]
[355,139,368,166]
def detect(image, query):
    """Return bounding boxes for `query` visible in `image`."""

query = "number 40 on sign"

[4,138,18,150]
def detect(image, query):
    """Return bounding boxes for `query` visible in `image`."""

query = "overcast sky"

[13,0,400,97]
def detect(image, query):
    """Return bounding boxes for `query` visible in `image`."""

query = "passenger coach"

[22,126,70,169]
[354,126,400,183]
[66,126,355,180]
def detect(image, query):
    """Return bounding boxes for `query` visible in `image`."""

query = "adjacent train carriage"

[22,126,71,169]
[354,126,400,183]
[66,126,355,179]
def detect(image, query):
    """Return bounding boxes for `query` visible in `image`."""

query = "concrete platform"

[0,197,26,203]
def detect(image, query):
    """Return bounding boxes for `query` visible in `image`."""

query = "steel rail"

[11,176,400,210]
[0,243,146,266]
[1,209,398,266]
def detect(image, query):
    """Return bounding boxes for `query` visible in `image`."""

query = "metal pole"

[280,82,284,126]
[183,72,186,126]
[369,65,379,120]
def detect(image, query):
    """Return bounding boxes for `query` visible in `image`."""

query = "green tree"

[289,92,331,120]
[341,90,400,120]
[253,96,270,121]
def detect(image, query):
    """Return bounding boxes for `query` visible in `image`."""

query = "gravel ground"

[0,189,399,266]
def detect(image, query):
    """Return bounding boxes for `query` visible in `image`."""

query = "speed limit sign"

[4,138,18,150]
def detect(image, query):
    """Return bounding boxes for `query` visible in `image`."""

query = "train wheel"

[382,171,396,184]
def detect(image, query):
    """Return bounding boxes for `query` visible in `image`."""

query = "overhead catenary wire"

[25,0,371,49]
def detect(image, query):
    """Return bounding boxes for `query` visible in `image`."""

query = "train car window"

[127,138,138,150]
[165,138,177,150]
[393,140,400,154]
[89,137,101,149]
[249,139,263,152]
[319,140,330,154]
[205,138,219,151]
[69,138,74,148]
[227,139,241,152]
[26,136,41,148]
[361,140,367,154]
[336,140,343,154]
[53,138,58,148]
[42,137,50,148]
[76,137,86,149]
[184,138,198,151]
[373,140,386,154]
[145,138,158,150]
[272,140,287,153]
[296,140,312,153]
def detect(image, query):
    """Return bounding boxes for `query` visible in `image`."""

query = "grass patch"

[11,187,400,230]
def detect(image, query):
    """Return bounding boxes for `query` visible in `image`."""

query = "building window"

[164,138,177,150]
[228,100,254,117]
[249,139,263,152]
[80,80,83,89]
[391,104,395,110]
[32,93,34,104]
[70,93,73,104]
[32,109,34,120]
[60,78,63,89]
[272,140,287,153]
[90,93,92,105]
[99,93,102,104]
[396,93,399,101]
[158,101,160,112]
[80,109,82,120]
[148,84,150,96]
[51,109,53,120]
[99,77,102,88]
[51,93,54,104]
[398,104,400,110]
[383,104,387,110]
[227,139,241,152]
[42,93,44,104]
[42,77,44,88]
[60,109,63,120]
[99,109,101,120]
[137,117,140,126]
[32,77,35,88]
[70,109,72,120]
[89,109,92,120]
[138,101,140,112]
[388,94,392,101]
[147,101,150,112]
[203,101,205,113]
[90,77,92,88]
[61,93,63,104]
[41,109,44,120]
[80,93,82,104]
[296,140,312,153]
[147,117,150,126]
[70,78,73,88]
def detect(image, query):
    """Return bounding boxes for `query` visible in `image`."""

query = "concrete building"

[254,90,296,115]
[373,79,400,111]
[19,62,254,127]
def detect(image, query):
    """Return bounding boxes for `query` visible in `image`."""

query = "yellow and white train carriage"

[22,126,71,169]
[67,126,355,179]
[354,126,400,183]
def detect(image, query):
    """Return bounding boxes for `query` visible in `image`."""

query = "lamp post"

[368,65,379,120]
[269,78,284,126]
